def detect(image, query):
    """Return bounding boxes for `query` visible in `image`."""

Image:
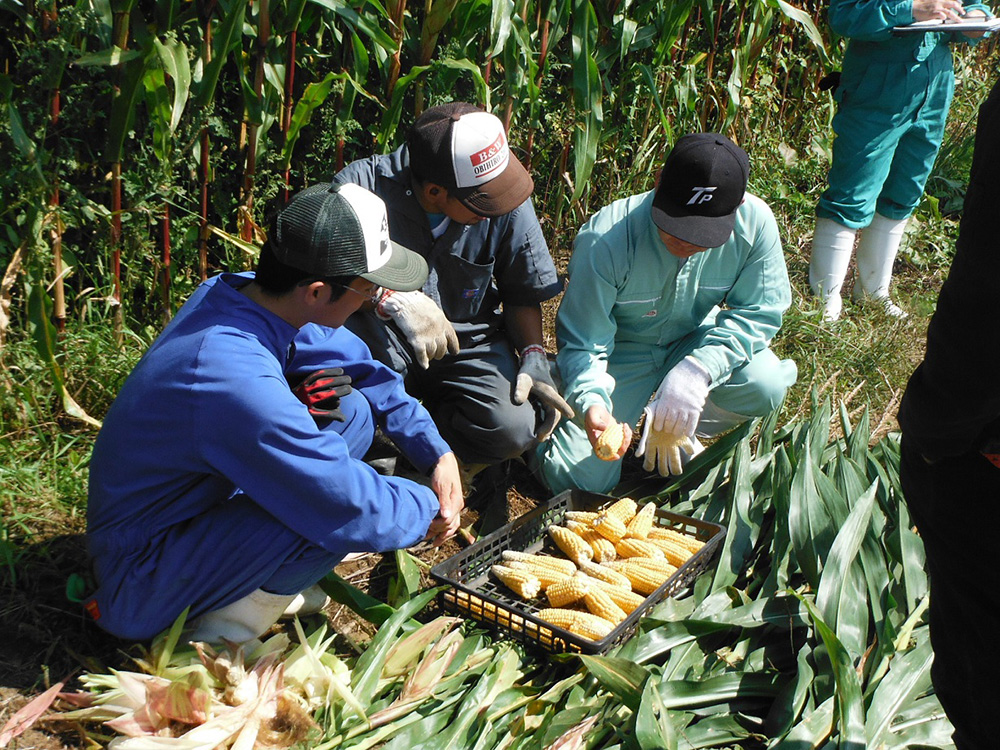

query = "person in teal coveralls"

[536,134,797,494]
[809,0,991,321]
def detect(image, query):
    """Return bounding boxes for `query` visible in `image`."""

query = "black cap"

[651,133,749,248]
[271,183,427,291]
[407,102,534,217]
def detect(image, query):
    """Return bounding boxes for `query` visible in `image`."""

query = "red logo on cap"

[469,132,507,178]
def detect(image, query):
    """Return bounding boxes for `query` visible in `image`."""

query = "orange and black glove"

[289,368,353,425]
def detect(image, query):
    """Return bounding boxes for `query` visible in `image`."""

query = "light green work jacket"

[556,191,791,417]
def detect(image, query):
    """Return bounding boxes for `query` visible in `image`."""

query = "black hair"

[254,241,357,299]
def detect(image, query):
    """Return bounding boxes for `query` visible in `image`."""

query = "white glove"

[513,346,575,442]
[377,290,460,369]
[635,406,705,476]
[650,356,711,438]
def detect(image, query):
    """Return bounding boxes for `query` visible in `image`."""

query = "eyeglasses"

[331,282,382,304]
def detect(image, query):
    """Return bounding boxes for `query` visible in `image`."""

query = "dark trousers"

[899,437,1000,750]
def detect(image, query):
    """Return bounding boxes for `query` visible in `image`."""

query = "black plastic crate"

[430,489,725,654]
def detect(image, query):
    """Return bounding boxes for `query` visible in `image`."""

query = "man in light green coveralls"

[536,134,798,495]
[810,0,992,321]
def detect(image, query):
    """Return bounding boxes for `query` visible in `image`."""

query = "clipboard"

[892,17,1000,34]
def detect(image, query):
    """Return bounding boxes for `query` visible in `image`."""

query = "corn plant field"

[1,0,997,747]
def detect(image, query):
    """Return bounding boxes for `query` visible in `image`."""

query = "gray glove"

[513,346,575,442]
[377,290,460,369]
[635,406,704,476]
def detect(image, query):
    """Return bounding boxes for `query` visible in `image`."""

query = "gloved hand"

[650,356,711,438]
[376,290,460,369]
[289,368,353,425]
[513,345,575,442]
[635,406,705,476]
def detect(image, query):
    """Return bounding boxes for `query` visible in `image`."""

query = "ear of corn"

[615,537,666,560]
[645,537,696,567]
[583,588,627,625]
[546,575,591,607]
[501,551,578,578]
[566,521,617,563]
[506,560,571,589]
[602,585,646,614]
[592,513,627,544]
[649,527,705,553]
[535,607,579,631]
[549,525,594,564]
[594,421,626,461]
[606,558,678,595]
[564,510,600,525]
[578,560,632,589]
[568,611,616,640]
[491,565,541,600]
[625,502,656,539]
[603,497,638,524]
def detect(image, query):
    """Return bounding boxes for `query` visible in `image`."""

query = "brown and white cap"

[407,102,534,217]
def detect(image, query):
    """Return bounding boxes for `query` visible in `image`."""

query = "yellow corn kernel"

[569,611,616,641]
[578,560,632,589]
[603,585,647,615]
[649,527,706,553]
[535,608,616,641]
[535,607,579,631]
[592,513,628,544]
[549,525,594,564]
[546,574,591,607]
[500,551,579,578]
[615,537,666,560]
[594,421,625,461]
[645,537,696,567]
[583,588,627,625]
[491,565,541,600]
[566,521,617,563]
[506,560,571,589]
[564,510,600,525]
[625,502,657,539]
[603,497,638,524]
[607,558,678,595]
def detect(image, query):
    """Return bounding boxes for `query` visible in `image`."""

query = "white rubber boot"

[281,584,331,618]
[808,218,857,322]
[190,588,296,644]
[696,399,751,438]
[853,213,908,318]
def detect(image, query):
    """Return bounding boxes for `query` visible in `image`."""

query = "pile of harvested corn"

[490,498,704,640]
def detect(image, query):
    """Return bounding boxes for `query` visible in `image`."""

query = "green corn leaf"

[152,35,191,132]
[486,0,515,58]
[775,694,836,749]
[879,692,956,749]
[151,607,190,676]
[578,654,648,712]
[634,672,677,750]
[796,595,866,748]
[763,641,815,739]
[656,672,784,710]
[788,441,834,587]
[307,0,397,52]
[772,0,828,63]
[896,500,928,613]
[194,0,248,108]
[865,631,934,747]
[318,570,396,626]
[388,549,422,607]
[73,47,144,66]
[711,437,756,591]
[569,0,602,203]
[106,52,149,163]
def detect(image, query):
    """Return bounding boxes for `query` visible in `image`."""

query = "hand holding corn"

[586,405,632,461]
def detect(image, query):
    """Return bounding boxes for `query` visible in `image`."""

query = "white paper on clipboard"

[892,17,1000,34]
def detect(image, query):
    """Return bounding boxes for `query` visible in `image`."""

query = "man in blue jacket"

[537,134,797,494]
[332,102,573,486]
[86,183,463,643]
